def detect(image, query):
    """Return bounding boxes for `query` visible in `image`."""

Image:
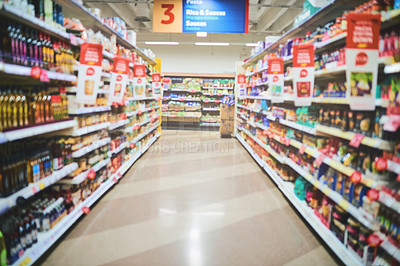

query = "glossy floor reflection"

[42,130,338,266]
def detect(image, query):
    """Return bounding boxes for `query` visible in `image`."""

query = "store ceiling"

[83,0,306,45]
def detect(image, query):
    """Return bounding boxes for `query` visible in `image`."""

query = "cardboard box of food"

[220,104,235,120]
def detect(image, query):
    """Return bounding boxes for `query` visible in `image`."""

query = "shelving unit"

[0,1,163,265]
[237,2,400,265]
[162,73,235,130]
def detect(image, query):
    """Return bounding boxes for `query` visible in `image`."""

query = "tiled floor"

[42,130,338,266]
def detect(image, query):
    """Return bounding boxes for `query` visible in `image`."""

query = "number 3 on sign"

[153,0,183,33]
[161,4,174,24]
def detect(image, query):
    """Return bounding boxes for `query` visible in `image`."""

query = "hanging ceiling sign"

[153,0,249,33]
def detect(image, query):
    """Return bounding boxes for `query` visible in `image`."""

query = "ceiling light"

[196,32,208,37]
[246,43,258,47]
[195,42,229,46]
[145,41,179,45]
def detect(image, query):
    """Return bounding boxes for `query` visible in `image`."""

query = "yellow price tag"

[39,182,45,190]
[338,199,350,210]
[322,186,331,196]
[20,256,32,266]
[312,179,320,187]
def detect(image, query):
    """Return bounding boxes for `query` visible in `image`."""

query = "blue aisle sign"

[183,0,249,33]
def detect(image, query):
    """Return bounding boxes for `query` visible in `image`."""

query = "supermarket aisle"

[42,130,337,266]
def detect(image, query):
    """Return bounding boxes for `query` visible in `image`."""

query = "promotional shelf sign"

[109,57,130,105]
[237,74,246,98]
[268,58,284,103]
[77,43,103,104]
[346,13,381,110]
[153,0,249,33]
[133,77,147,99]
[293,44,315,106]
[152,73,162,99]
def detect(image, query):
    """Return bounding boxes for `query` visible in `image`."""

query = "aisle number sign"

[268,58,284,103]
[346,13,381,111]
[293,44,315,106]
[77,43,103,104]
[153,0,249,34]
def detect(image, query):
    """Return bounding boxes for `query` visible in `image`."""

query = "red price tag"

[151,117,155,122]
[367,234,382,247]
[137,110,143,115]
[350,171,362,183]
[190,90,196,93]
[151,107,155,111]
[204,100,209,103]
[367,189,380,201]
[216,100,220,103]
[31,186,38,194]
[82,206,90,214]
[121,113,127,120]
[374,157,388,171]
[263,130,268,135]
[31,66,41,79]
[349,134,364,148]
[180,98,184,101]
[315,153,325,166]
[118,172,122,178]
[87,169,96,180]
[280,136,286,143]
[40,69,50,82]
[112,176,118,183]
[210,93,214,96]
[299,144,306,154]
[218,93,222,96]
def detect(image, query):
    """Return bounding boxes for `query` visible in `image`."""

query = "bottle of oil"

[21,88,29,126]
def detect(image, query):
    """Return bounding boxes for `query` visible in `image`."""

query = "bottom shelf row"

[236,133,396,266]
[1,132,161,266]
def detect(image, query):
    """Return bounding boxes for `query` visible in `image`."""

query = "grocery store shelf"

[200,122,220,127]
[108,142,127,157]
[127,105,160,117]
[61,158,110,185]
[236,133,363,266]
[0,163,78,216]
[242,95,271,100]
[388,160,400,175]
[124,118,152,133]
[242,0,366,68]
[129,122,160,145]
[0,119,76,143]
[101,72,111,79]
[169,89,202,93]
[278,119,317,135]
[202,93,227,96]
[72,122,110,136]
[69,106,111,115]
[202,99,221,103]
[0,3,69,40]
[202,108,220,111]
[202,86,234,90]
[236,104,261,113]
[0,62,77,82]
[379,192,400,215]
[126,96,157,101]
[72,138,111,158]
[316,124,394,151]
[108,119,129,130]
[55,0,156,65]
[103,50,114,61]
[384,62,400,74]
[380,239,400,263]
[170,98,202,102]
[12,133,161,266]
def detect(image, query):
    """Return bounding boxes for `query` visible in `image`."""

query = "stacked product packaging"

[0,0,161,264]
[238,1,400,265]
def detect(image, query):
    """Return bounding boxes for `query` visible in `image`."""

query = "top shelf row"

[0,1,156,65]
[243,0,400,68]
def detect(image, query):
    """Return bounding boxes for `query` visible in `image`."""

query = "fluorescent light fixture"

[196,32,208,37]
[246,43,258,47]
[145,41,179,45]
[195,42,229,46]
